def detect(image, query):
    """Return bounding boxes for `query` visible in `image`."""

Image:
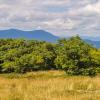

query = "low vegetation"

[0,71,100,100]
[0,36,100,76]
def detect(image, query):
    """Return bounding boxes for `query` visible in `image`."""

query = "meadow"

[0,71,100,100]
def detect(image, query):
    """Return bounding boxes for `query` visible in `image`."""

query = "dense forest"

[0,36,100,76]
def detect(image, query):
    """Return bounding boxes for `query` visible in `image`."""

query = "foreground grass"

[0,71,100,100]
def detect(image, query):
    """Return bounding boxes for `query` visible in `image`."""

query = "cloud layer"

[0,0,100,37]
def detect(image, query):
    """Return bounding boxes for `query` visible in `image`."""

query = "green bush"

[0,37,100,76]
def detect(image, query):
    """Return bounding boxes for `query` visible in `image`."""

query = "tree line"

[0,36,100,76]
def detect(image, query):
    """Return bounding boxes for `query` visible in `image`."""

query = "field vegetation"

[0,71,100,100]
[0,36,100,100]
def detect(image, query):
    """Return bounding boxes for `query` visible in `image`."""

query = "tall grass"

[0,71,100,100]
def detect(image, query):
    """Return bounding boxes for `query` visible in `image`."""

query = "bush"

[0,37,99,76]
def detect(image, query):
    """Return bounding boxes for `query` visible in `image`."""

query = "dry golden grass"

[0,71,100,100]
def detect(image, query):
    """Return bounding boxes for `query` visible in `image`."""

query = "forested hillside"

[0,36,100,76]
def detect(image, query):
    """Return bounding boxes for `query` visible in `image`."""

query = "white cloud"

[0,0,100,37]
[42,18,80,30]
[68,1,100,16]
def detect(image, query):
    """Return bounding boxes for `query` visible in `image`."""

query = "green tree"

[55,36,95,75]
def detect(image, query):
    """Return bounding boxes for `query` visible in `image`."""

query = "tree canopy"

[0,37,100,76]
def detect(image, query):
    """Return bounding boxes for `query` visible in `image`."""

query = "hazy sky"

[0,0,100,37]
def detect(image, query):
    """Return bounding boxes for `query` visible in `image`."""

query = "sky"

[0,0,100,37]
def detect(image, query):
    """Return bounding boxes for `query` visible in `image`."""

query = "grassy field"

[0,71,100,100]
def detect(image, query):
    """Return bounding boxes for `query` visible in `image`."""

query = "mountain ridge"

[0,29,99,48]
[0,29,59,42]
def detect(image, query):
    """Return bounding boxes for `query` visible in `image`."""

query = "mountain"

[82,36,100,41]
[0,29,59,42]
[0,29,99,48]
[85,39,100,48]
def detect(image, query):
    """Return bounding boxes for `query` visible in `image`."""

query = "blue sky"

[0,0,100,37]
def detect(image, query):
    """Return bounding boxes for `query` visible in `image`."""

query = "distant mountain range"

[0,29,59,42]
[0,29,99,48]
[85,39,100,48]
